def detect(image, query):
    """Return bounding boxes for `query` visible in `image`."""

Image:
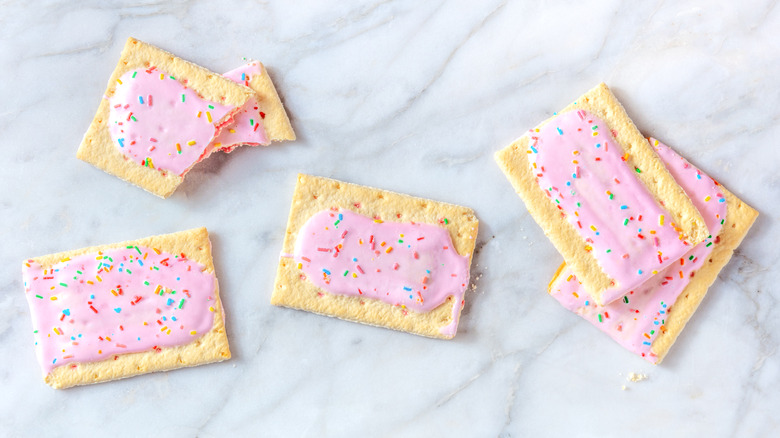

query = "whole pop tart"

[272,174,479,338]
[22,228,229,388]
[548,139,757,363]
[495,83,710,305]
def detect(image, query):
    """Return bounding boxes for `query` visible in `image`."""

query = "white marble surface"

[1,0,778,436]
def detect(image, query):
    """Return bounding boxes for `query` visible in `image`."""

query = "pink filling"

[23,246,217,373]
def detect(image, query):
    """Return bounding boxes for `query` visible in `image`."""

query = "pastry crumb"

[627,372,648,382]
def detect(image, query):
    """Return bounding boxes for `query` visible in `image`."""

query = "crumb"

[627,372,648,382]
[621,385,627,391]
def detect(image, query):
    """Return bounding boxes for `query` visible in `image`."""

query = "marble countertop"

[1,1,778,436]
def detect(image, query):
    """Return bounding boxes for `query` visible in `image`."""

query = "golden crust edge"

[651,188,757,363]
[250,63,296,142]
[119,37,252,107]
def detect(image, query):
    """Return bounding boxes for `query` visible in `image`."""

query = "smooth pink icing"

[210,62,270,151]
[23,246,217,373]
[550,138,726,363]
[530,109,693,304]
[108,67,235,176]
[293,210,470,336]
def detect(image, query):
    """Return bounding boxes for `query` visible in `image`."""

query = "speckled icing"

[530,109,693,304]
[211,62,270,151]
[293,210,470,336]
[549,138,727,363]
[108,67,236,175]
[23,246,217,373]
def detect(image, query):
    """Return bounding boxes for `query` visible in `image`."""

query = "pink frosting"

[530,109,693,304]
[550,138,727,363]
[293,210,470,336]
[210,62,270,151]
[23,246,217,373]
[108,67,236,176]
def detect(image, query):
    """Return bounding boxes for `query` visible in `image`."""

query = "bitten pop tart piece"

[217,61,295,145]
[549,139,757,364]
[271,174,479,338]
[77,37,254,198]
[495,83,709,305]
[22,228,230,389]
[205,61,296,155]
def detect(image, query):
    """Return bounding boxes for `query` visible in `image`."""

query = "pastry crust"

[77,37,253,198]
[548,185,758,364]
[271,174,479,338]
[25,228,230,389]
[495,83,709,304]
[650,186,757,362]
[250,63,295,141]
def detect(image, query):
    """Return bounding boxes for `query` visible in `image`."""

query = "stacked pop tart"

[495,83,757,364]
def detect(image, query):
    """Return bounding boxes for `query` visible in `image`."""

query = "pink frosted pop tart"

[77,37,253,198]
[548,139,757,364]
[271,174,479,339]
[22,228,230,389]
[77,38,295,198]
[495,83,710,305]
[217,61,295,145]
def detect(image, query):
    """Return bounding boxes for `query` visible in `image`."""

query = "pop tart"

[22,228,230,388]
[272,174,479,338]
[495,83,710,305]
[548,139,757,363]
